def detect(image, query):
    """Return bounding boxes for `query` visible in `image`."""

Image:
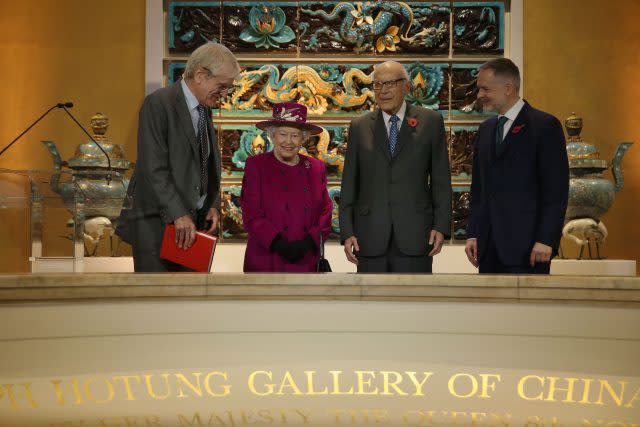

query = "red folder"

[159,224,217,272]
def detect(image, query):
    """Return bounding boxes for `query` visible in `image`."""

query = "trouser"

[132,207,210,273]
[356,228,433,273]
[478,231,550,274]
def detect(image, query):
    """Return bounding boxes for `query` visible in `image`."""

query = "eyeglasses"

[201,66,236,96]
[372,78,406,91]
[215,85,236,96]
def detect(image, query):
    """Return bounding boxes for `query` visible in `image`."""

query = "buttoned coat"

[466,101,569,265]
[339,102,452,256]
[241,152,333,272]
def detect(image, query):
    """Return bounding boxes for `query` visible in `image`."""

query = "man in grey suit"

[339,61,451,273]
[117,43,240,272]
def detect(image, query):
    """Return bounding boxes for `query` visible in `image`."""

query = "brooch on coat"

[511,124,525,134]
[407,117,418,128]
[304,159,310,169]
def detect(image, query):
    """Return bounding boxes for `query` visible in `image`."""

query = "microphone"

[59,105,113,185]
[0,102,74,158]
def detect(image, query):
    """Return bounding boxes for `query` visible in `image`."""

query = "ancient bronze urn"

[42,113,131,219]
[564,112,632,222]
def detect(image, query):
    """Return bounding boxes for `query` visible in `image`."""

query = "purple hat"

[256,102,323,135]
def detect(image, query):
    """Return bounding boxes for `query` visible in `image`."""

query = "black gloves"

[270,234,316,263]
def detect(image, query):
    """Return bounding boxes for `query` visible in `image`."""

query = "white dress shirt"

[381,102,407,137]
[181,79,210,209]
[497,98,525,140]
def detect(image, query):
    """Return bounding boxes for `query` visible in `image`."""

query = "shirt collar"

[382,101,407,124]
[502,98,525,122]
[180,78,200,112]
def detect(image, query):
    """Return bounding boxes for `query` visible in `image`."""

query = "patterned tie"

[389,114,399,156]
[196,104,209,196]
[495,115,509,149]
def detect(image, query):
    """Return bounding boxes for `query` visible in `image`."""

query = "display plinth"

[0,273,639,426]
[0,168,130,273]
[36,243,637,276]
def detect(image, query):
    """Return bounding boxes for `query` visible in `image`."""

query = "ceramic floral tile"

[222,2,299,53]
[220,185,246,240]
[452,1,505,55]
[450,125,478,180]
[452,186,471,241]
[167,1,222,53]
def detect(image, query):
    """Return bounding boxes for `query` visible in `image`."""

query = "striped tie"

[196,105,209,196]
[389,114,399,156]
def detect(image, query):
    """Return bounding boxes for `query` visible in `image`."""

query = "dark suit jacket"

[117,80,221,270]
[339,102,451,257]
[466,101,569,266]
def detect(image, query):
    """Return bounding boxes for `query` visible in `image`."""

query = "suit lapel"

[207,113,221,182]
[372,110,391,161]
[173,79,201,162]
[392,102,414,158]
[496,102,529,158]
[488,115,499,164]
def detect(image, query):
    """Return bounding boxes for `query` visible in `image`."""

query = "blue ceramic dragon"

[300,1,415,52]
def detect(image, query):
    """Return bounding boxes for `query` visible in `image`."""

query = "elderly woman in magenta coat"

[241,102,333,272]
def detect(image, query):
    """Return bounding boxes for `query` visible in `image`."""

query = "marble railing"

[0,273,638,305]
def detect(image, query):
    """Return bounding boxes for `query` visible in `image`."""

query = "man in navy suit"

[465,58,569,274]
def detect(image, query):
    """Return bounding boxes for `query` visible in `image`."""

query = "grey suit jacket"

[117,80,221,260]
[339,102,451,257]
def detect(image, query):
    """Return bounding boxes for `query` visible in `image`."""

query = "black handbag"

[316,233,332,272]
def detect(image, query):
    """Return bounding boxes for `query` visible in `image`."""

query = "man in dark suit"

[117,42,240,272]
[339,61,451,273]
[465,58,569,274]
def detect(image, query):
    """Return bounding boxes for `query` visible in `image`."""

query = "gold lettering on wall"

[144,373,172,400]
[402,410,513,426]
[304,370,329,395]
[517,376,640,408]
[355,371,379,396]
[84,377,115,404]
[329,371,355,395]
[518,375,545,401]
[544,377,579,403]
[0,383,38,410]
[448,373,478,398]
[247,370,274,396]
[177,409,311,426]
[113,375,142,401]
[203,371,231,397]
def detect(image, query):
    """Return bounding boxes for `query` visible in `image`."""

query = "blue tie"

[196,104,209,196]
[389,115,399,156]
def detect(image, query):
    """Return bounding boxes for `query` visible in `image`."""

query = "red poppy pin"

[511,124,525,134]
[407,117,418,128]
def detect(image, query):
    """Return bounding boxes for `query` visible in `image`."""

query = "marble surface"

[30,243,637,276]
[0,273,638,305]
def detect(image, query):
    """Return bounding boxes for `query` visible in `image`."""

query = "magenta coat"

[241,152,333,272]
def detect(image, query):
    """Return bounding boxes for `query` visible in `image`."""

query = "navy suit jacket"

[466,101,569,266]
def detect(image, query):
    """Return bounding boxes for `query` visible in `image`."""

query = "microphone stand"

[59,106,113,185]
[0,103,69,158]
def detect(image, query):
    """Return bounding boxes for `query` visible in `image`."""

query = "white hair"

[266,126,310,142]
[183,42,240,79]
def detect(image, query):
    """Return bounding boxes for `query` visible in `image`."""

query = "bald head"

[372,61,410,115]
[373,61,410,81]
